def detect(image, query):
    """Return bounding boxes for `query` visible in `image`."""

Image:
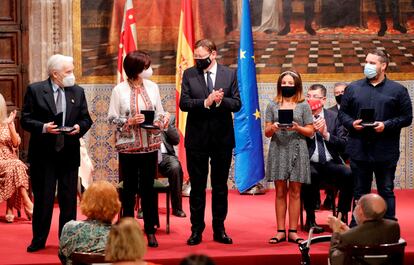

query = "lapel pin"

[71,99,75,104]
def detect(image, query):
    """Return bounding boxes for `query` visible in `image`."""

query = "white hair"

[47,54,74,76]
[0,93,7,123]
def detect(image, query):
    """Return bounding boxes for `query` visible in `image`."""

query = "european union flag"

[234,0,265,192]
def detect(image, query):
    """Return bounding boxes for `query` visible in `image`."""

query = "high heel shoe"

[24,207,33,221]
[5,214,15,223]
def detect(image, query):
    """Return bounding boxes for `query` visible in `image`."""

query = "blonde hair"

[105,217,147,262]
[0,93,6,123]
[274,70,305,103]
[80,180,121,223]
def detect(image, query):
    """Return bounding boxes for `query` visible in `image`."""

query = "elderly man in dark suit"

[328,193,400,265]
[328,82,347,114]
[302,84,353,234]
[158,113,186,218]
[179,39,241,246]
[21,54,93,252]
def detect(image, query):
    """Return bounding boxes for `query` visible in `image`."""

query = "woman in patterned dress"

[58,180,121,265]
[108,50,167,248]
[264,70,314,244]
[0,93,33,223]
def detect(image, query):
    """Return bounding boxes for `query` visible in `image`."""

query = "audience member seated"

[159,113,186,218]
[105,217,159,265]
[302,84,352,234]
[180,254,216,265]
[59,180,121,265]
[0,93,33,223]
[328,193,400,265]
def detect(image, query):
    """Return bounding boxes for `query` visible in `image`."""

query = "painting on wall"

[73,0,414,84]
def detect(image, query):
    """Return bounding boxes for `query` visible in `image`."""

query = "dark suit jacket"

[179,64,241,151]
[307,109,347,164]
[330,219,400,265]
[328,105,339,114]
[162,115,179,156]
[21,78,93,168]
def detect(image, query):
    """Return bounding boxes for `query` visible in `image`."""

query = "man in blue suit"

[302,84,353,233]
[179,39,241,246]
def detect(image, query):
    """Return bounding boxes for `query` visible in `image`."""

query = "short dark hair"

[309,83,327,97]
[195,39,217,53]
[123,50,151,80]
[367,49,390,67]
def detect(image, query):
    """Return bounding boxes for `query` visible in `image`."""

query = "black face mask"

[195,56,212,70]
[281,86,296,98]
[335,94,342,105]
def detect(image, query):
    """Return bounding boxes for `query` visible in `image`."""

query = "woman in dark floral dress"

[0,93,33,223]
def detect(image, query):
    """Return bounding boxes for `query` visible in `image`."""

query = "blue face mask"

[364,63,377,79]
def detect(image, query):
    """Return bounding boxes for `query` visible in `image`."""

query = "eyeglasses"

[334,91,345,96]
[306,95,324,99]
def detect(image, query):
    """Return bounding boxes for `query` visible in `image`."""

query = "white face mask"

[139,67,153,79]
[62,73,76,87]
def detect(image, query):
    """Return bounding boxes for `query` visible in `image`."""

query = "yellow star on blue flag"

[234,0,265,192]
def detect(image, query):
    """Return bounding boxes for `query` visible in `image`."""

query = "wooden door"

[0,0,29,155]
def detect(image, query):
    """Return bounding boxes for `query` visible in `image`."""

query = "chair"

[300,183,339,230]
[71,252,106,265]
[298,233,406,265]
[153,177,170,234]
[118,177,171,234]
[343,238,406,265]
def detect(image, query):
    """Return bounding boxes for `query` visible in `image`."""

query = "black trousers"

[375,0,401,26]
[186,149,232,234]
[158,153,183,211]
[302,161,353,220]
[281,0,315,26]
[119,151,157,234]
[30,154,78,247]
[351,159,397,220]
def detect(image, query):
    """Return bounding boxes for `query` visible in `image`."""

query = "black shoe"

[27,243,45,252]
[269,229,286,244]
[304,220,325,234]
[305,25,316,35]
[278,26,290,36]
[187,232,202,245]
[147,234,158,248]
[378,25,387,36]
[172,209,186,218]
[393,24,407,34]
[213,231,233,244]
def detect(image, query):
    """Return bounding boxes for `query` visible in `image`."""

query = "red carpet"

[1,189,413,265]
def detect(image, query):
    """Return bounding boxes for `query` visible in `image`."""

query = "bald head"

[359,193,387,221]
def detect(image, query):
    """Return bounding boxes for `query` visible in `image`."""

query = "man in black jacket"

[302,84,353,233]
[179,39,241,245]
[21,54,92,252]
[339,49,412,224]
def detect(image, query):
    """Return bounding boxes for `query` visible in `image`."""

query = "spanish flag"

[175,0,194,181]
[117,0,138,83]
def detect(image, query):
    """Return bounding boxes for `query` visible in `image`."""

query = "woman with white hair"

[0,93,33,223]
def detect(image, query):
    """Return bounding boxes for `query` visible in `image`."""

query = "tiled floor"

[80,18,414,77]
